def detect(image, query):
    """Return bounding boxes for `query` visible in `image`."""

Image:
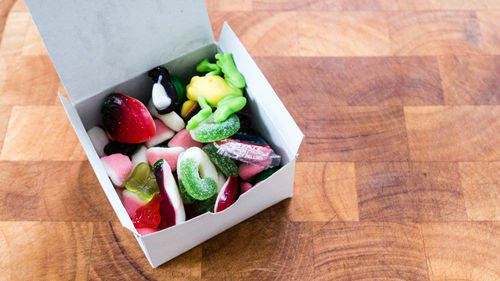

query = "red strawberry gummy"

[132,194,162,228]
[102,93,156,143]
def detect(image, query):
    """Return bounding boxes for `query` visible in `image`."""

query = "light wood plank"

[422,222,500,281]
[0,106,86,161]
[405,106,500,161]
[298,11,391,56]
[0,221,93,281]
[460,162,500,220]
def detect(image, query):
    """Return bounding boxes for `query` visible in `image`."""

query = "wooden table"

[1,0,499,280]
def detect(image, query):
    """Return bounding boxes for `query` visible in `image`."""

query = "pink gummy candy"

[101,153,132,187]
[145,119,175,148]
[239,163,264,181]
[146,146,184,171]
[240,181,253,194]
[168,129,203,149]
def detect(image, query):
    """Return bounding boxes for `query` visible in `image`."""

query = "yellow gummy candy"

[181,100,197,118]
[186,75,235,106]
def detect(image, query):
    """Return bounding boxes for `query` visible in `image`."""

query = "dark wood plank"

[439,55,500,105]
[405,106,500,161]
[201,220,314,281]
[422,222,500,281]
[255,56,443,107]
[460,162,500,220]
[313,222,429,281]
[355,162,467,221]
[289,162,358,221]
[89,222,202,281]
[298,106,409,162]
[0,221,93,281]
[0,161,118,221]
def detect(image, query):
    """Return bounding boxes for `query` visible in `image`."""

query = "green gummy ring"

[189,114,240,143]
[179,158,218,200]
[202,144,239,178]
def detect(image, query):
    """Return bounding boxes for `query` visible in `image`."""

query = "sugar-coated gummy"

[179,158,218,200]
[202,144,239,177]
[189,114,240,143]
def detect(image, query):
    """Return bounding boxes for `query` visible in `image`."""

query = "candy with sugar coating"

[202,144,238,178]
[168,129,203,149]
[214,139,280,168]
[87,126,109,157]
[145,119,175,148]
[189,114,239,143]
[101,153,132,187]
[178,147,218,200]
[146,146,184,172]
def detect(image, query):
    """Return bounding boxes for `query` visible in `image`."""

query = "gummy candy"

[181,100,198,118]
[147,100,185,132]
[104,141,138,158]
[215,53,246,89]
[240,181,253,194]
[186,96,212,130]
[170,75,186,103]
[202,144,238,178]
[239,163,264,181]
[178,179,195,204]
[132,193,162,228]
[213,139,280,168]
[252,167,279,185]
[177,147,218,200]
[145,119,174,148]
[233,131,268,145]
[122,189,147,217]
[189,114,240,143]
[213,94,247,123]
[124,162,159,202]
[186,75,238,106]
[168,129,203,149]
[148,66,178,114]
[146,146,184,172]
[154,159,186,229]
[101,153,133,187]
[196,58,221,76]
[192,194,217,214]
[214,176,239,213]
[87,126,109,157]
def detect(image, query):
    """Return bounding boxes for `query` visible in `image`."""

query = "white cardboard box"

[25,0,303,267]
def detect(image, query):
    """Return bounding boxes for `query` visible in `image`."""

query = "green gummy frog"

[124,162,159,202]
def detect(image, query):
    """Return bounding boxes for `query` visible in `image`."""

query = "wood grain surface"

[1,0,499,280]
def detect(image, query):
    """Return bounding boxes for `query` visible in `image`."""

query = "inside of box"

[74,43,292,166]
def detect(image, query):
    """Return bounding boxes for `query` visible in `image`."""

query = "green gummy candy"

[196,58,221,76]
[124,162,159,202]
[213,94,247,123]
[252,167,279,185]
[215,53,246,89]
[170,75,186,103]
[178,178,195,204]
[179,158,218,200]
[192,194,217,214]
[202,144,238,177]
[186,96,212,130]
[190,113,240,143]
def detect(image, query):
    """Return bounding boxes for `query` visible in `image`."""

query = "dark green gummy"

[251,167,279,185]
[178,178,195,204]
[202,144,239,177]
[192,194,217,213]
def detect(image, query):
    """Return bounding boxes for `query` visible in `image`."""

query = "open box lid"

[24,0,214,104]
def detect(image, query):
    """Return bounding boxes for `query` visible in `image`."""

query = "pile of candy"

[87,53,280,235]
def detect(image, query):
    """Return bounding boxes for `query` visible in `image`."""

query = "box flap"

[25,0,214,104]
[218,23,304,157]
[59,94,138,235]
